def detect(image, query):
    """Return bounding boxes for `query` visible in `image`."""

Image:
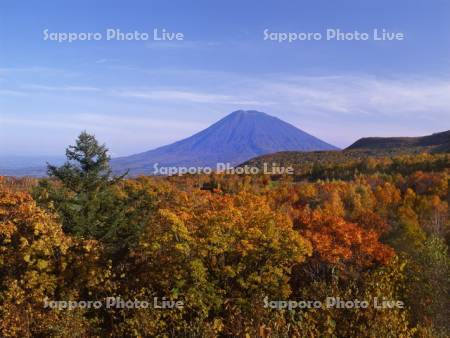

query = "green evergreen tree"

[47,131,118,193]
[33,131,147,251]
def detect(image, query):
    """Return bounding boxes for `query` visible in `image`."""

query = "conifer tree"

[33,131,142,250]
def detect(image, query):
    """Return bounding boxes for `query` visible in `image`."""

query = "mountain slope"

[346,130,450,151]
[242,130,450,178]
[112,110,338,175]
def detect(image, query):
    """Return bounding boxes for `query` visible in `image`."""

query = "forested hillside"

[0,133,448,337]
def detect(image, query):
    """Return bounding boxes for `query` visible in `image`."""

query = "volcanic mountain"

[111,110,338,175]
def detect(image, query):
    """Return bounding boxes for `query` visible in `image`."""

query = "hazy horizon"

[1,109,448,159]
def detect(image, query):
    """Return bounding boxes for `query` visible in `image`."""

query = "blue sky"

[1,0,449,156]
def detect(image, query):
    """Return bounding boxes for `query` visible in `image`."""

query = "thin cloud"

[0,66,80,77]
[256,75,450,119]
[116,88,273,105]
[145,40,220,50]
[0,89,27,96]
[77,113,206,131]
[1,112,206,134]
[110,71,450,120]
[23,84,101,92]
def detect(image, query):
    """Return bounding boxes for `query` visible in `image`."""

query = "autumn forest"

[0,132,449,337]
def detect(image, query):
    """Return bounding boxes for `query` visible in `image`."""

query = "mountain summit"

[112,110,338,175]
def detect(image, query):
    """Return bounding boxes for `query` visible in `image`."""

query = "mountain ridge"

[346,130,450,150]
[241,129,450,176]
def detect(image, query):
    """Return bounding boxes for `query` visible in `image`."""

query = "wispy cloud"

[23,84,101,92]
[109,71,450,120]
[253,74,450,119]
[0,66,80,77]
[0,116,87,130]
[76,113,205,131]
[2,67,449,151]
[116,88,273,105]
[0,89,27,96]
[3,68,449,119]
[1,112,205,133]
[145,40,220,50]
